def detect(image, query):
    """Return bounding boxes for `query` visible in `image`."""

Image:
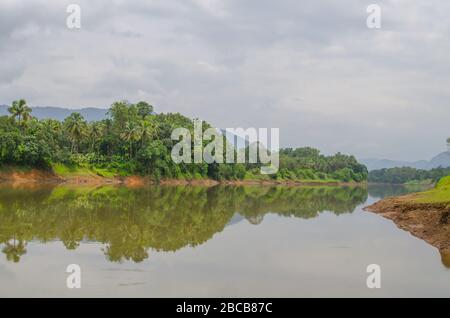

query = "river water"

[0,184,448,297]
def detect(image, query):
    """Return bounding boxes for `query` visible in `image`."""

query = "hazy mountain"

[428,151,450,169]
[0,105,108,122]
[361,152,450,171]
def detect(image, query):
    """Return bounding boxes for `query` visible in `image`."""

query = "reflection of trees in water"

[2,238,27,263]
[237,186,368,222]
[368,184,431,199]
[0,185,367,263]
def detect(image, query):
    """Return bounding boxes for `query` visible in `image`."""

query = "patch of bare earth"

[365,195,450,267]
[0,169,62,185]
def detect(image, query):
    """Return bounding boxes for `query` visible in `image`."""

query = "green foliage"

[0,99,368,182]
[369,167,450,184]
[8,99,32,128]
[275,148,368,182]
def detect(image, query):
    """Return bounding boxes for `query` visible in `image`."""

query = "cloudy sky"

[1,0,449,161]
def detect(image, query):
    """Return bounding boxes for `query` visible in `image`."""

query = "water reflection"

[368,184,432,199]
[0,185,367,263]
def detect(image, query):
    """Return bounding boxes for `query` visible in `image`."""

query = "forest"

[369,166,450,184]
[0,99,368,182]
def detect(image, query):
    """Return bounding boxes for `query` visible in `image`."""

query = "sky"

[0,0,449,161]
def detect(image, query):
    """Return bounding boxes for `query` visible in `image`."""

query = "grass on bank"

[243,171,347,183]
[415,176,450,203]
[52,163,120,178]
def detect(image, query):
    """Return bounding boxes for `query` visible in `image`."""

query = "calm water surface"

[0,184,448,297]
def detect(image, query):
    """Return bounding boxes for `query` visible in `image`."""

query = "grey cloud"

[0,0,449,160]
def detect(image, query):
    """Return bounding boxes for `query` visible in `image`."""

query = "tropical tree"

[120,121,139,158]
[447,137,450,151]
[136,101,154,119]
[64,113,87,153]
[8,99,32,128]
[88,122,105,153]
[2,237,27,263]
[137,119,156,147]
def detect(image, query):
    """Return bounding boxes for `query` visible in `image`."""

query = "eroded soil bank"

[365,195,450,262]
[0,169,365,187]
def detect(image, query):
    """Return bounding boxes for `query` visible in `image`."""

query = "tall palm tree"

[120,121,139,158]
[88,122,105,153]
[8,99,32,127]
[64,113,87,153]
[447,137,450,152]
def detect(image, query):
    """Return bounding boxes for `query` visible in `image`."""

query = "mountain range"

[360,151,450,171]
[0,105,108,122]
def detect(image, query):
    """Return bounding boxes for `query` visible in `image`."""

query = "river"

[0,184,448,297]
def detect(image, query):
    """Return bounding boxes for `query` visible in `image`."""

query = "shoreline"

[364,194,450,260]
[0,168,366,187]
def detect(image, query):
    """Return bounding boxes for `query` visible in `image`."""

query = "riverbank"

[365,177,450,255]
[0,167,366,187]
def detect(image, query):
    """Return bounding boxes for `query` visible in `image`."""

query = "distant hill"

[0,105,108,122]
[361,152,450,171]
[428,151,450,169]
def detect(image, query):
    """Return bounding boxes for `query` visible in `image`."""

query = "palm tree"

[120,121,139,158]
[447,137,450,152]
[8,99,32,128]
[64,113,87,153]
[2,237,27,263]
[137,119,156,147]
[88,122,105,153]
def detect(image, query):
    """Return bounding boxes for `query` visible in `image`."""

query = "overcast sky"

[1,0,449,160]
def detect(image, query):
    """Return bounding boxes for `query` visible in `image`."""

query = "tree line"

[369,166,450,184]
[0,99,368,182]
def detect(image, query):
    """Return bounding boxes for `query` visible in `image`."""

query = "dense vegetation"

[369,166,450,184]
[277,148,368,182]
[0,99,367,182]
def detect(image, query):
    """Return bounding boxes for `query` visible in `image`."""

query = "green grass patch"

[91,167,117,178]
[404,179,434,185]
[414,176,450,203]
[52,163,120,178]
[52,163,97,177]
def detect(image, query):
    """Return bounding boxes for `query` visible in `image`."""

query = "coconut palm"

[120,121,139,158]
[2,237,27,263]
[88,122,105,153]
[64,113,87,153]
[137,119,156,147]
[8,99,32,127]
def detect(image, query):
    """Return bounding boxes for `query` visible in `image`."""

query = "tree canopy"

[0,99,368,182]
